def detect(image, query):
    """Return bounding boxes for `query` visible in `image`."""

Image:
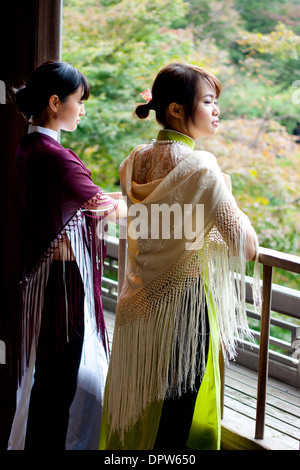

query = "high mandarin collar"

[156,129,195,150]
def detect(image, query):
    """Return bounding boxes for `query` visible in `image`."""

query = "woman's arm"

[82,190,127,222]
[216,174,257,262]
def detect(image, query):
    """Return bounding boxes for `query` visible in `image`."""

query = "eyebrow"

[203,93,216,98]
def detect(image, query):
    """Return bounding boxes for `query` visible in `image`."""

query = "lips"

[212,120,219,127]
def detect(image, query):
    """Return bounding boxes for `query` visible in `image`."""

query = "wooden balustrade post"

[255,264,273,440]
[117,223,127,297]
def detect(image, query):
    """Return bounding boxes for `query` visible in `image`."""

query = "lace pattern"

[213,195,254,252]
[132,141,192,183]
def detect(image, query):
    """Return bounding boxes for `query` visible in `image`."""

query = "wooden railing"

[103,236,300,443]
[253,247,300,439]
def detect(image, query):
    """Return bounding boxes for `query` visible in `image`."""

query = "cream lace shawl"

[104,143,260,439]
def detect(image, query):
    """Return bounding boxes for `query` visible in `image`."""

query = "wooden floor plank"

[225,389,299,439]
[227,363,300,408]
[224,362,300,448]
[225,376,300,420]
[222,407,298,450]
[224,398,299,447]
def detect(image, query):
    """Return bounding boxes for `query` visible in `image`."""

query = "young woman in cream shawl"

[99,63,260,450]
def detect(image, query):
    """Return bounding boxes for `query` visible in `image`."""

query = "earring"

[53,114,57,120]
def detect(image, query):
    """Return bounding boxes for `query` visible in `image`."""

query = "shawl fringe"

[104,216,261,442]
[18,209,109,384]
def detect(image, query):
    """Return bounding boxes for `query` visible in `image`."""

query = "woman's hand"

[105,192,127,221]
[105,192,123,200]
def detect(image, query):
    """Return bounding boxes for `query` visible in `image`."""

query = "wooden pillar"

[0,0,62,450]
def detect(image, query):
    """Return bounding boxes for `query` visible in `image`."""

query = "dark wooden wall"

[0,0,62,450]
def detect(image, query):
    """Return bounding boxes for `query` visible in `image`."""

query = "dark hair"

[14,61,90,121]
[135,63,222,127]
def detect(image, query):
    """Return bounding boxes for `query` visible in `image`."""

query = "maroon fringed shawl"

[16,132,117,376]
[17,132,101,272]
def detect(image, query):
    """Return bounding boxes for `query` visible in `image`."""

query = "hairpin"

[140,88,152,103]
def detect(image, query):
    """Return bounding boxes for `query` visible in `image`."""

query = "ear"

[48,94,60,113]
[168,102,184,119]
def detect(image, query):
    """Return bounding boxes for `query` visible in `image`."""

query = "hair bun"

[15,86,33,120]
[135,102,152,120]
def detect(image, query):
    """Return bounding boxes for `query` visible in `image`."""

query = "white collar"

[28,125,58,142]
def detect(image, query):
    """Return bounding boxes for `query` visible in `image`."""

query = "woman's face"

[56,86,86,132]
[186,82,220,140]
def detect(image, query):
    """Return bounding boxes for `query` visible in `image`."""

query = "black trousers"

[154,305,210,450]
[25,261,84,450]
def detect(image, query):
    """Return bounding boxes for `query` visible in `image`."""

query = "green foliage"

[62,0,192,188]
[234,0,300,34]
[237,22,300,88]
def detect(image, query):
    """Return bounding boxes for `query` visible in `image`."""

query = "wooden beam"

[0,0,62,450]
[35,0,62,65]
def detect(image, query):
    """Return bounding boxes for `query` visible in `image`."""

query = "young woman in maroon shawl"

[8,61,126,450]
